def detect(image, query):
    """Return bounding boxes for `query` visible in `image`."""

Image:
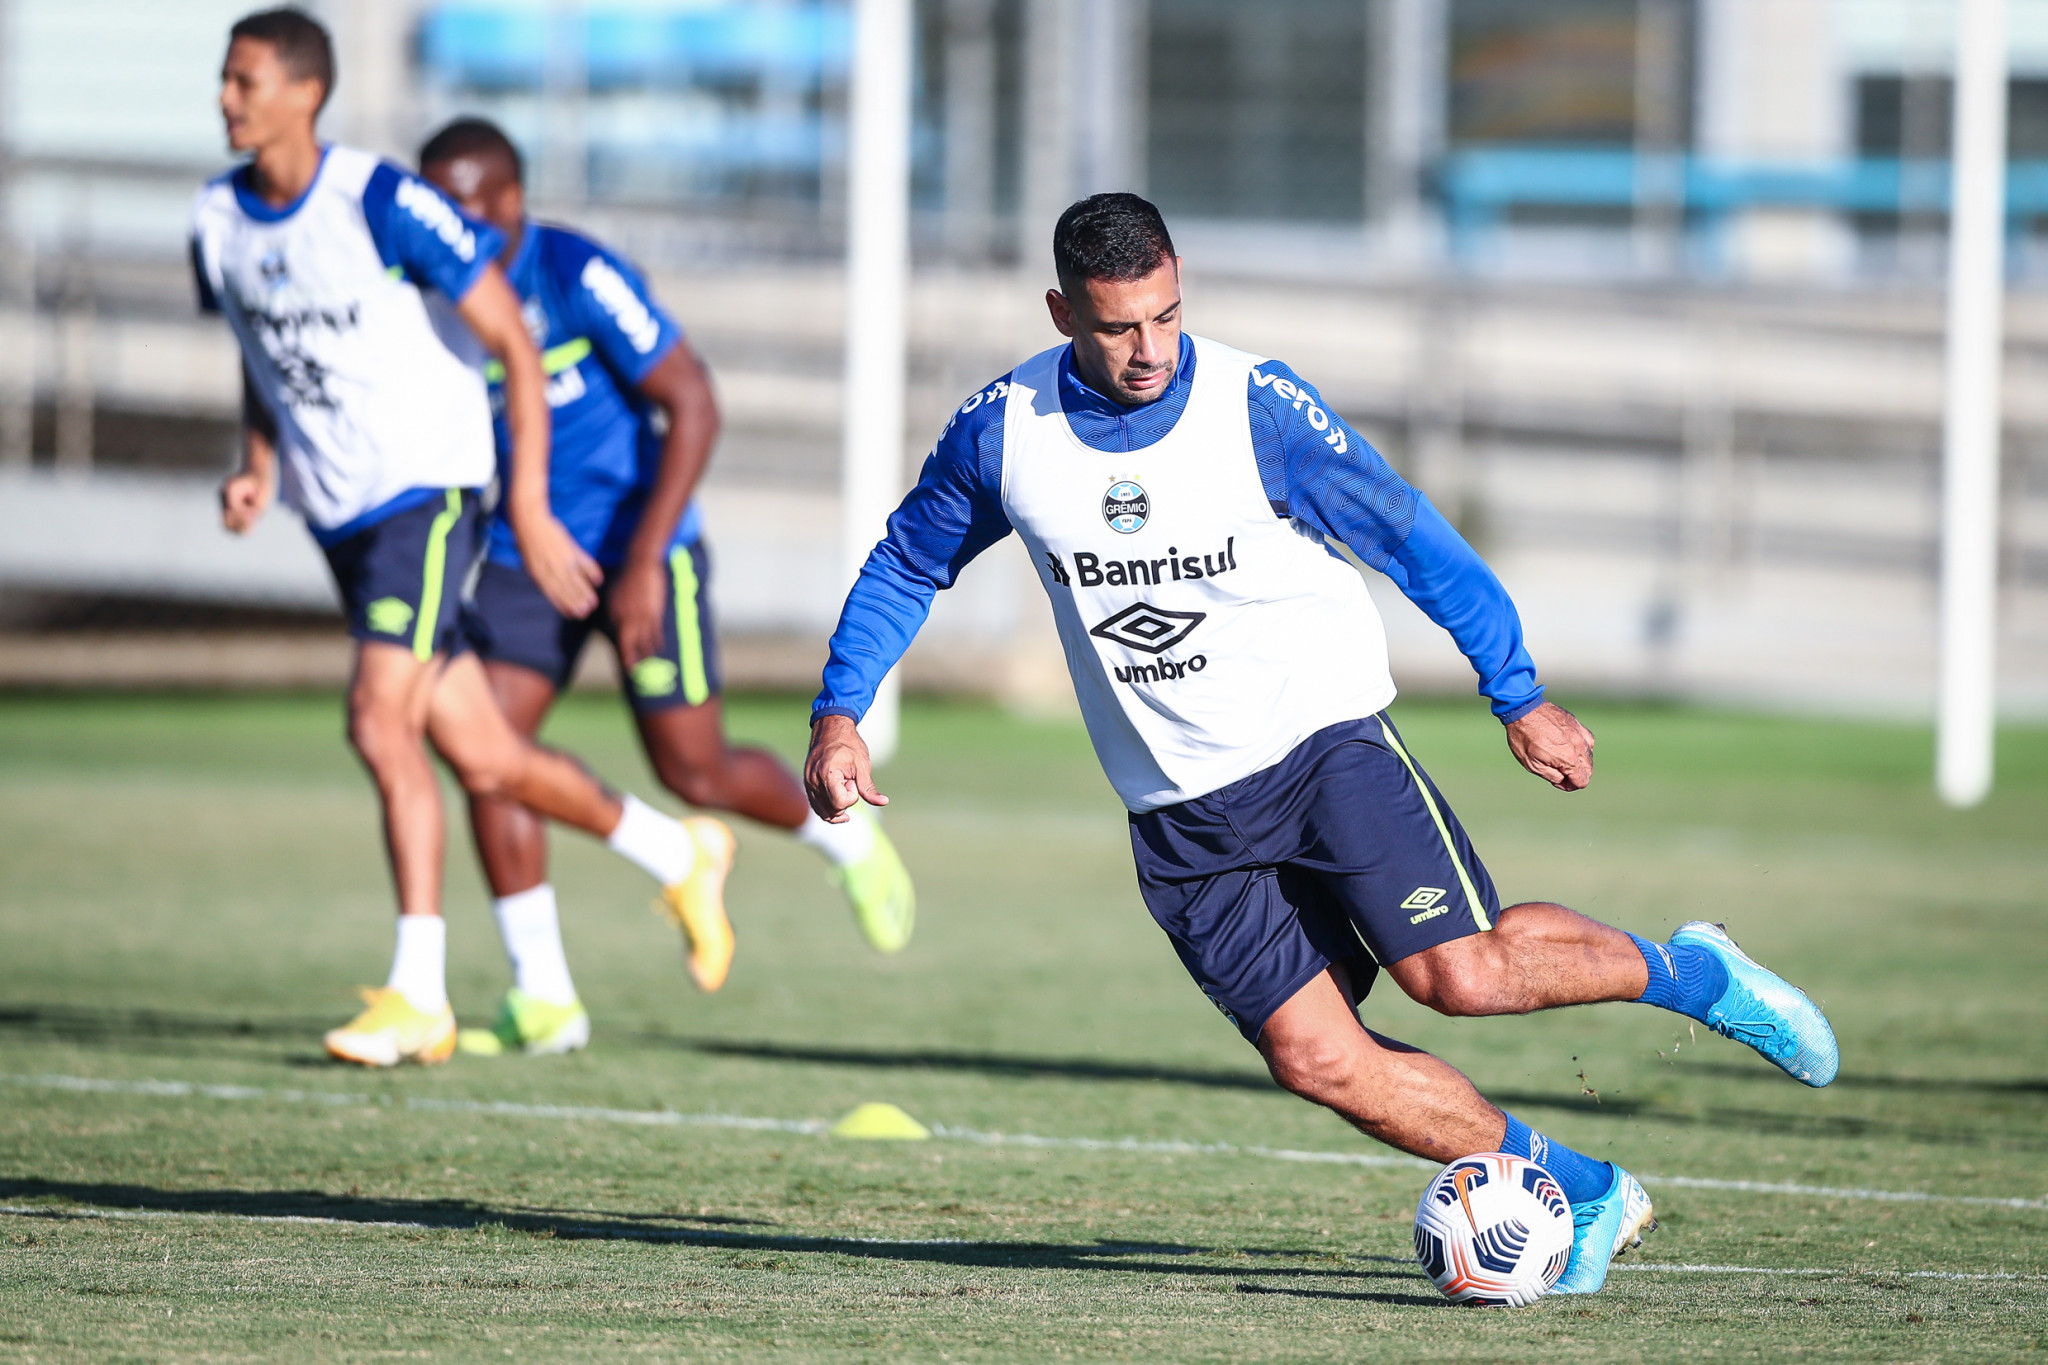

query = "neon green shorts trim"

[466,538,722,711]
[318,489,481,659]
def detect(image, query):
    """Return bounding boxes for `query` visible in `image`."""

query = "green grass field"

[2,690,2045,1363]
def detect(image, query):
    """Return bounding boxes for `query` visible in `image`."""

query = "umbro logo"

[1402,886,1451,924]
[365,596,415,637]
[1090,602,1204,655]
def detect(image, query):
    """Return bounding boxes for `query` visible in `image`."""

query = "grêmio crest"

[1102,480,1148,533]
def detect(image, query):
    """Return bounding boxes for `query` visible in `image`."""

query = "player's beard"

[1110,355,1176,406]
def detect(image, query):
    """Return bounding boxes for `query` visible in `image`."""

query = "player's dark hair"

[419,118,526,187]
[229,8,335,111]
[1052,193,1177,295]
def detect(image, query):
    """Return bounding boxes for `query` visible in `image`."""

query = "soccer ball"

[1413,1152,1575,1306]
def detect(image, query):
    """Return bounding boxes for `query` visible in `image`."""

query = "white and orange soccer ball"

[1413,1152,1575,1306]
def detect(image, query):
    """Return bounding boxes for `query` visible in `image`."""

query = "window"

[1146,0,1367,221]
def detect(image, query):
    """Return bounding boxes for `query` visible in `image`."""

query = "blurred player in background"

[806,193,1841,1295]
[415,118,915,1057]
[192,9,732,1065]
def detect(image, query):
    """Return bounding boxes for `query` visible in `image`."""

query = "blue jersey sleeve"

[553,236,684,387]
[1247,360,1544,723]
[360,162,503,301]
[813,381,1015,723]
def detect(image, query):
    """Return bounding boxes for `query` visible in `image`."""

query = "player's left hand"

[514,512,604,619]
[805,714,889,822]
[608,558,667,666]
[219,468,272,534]
[1506,701,1595,791]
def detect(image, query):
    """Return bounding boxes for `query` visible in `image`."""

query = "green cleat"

[835,818,915,954]
[456,988,591,1057]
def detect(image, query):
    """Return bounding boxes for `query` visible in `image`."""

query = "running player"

[805,194,1840,1295]
[193,9,732,1065]
[411,119,915,1057]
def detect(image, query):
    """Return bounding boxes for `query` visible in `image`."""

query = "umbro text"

[1114,655,1207,685]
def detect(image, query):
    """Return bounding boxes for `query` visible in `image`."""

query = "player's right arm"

[222,368,277,534]
[804,388,1013,820]
[191,224,275,535]
[360,163,600,617]
[457,265,601,618]
[560,238,703,665]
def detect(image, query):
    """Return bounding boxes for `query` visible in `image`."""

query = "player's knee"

[345,702,416,772]
[1396,938,1515,1017]
[445,736,527,799]
[1416,975,1504,1017]
[456,756,523,800]
[1263,1031,1367,1105]
[1405,958,1518,1016]
[655,755,727,810]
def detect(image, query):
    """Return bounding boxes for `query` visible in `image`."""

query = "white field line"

[406,1096,826,1136]
[8,1072,2047,1214]
[1641,1173,2048,1210]
[928,1122,1425,1169]
[13,1073,828,1137]
[1616,1262,2047,1282]
[4,1203,2044,1285]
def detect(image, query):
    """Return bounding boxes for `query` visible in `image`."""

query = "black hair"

[229,8,335,111]
[419,117,526,185]
[1052,193,1177,294]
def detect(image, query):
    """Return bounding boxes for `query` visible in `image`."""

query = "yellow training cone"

[829,1102,931,1140]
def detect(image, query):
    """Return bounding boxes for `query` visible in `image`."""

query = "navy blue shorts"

[466,540,722,713]
[320,489,482,659]
[1129,714,1501,1043]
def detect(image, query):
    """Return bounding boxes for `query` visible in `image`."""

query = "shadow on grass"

[1679,1061,2048,1097]
[0,1178,1441,1303]
[1233,1281,1444,1306]
[1484,1087,2048,1151]
[668,1036,1279,1095]
[9,1005,2039,1153]
[0,1003,334,1044]
[672,1036,2048,1152]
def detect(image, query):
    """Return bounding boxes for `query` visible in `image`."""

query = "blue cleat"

[1672,920,1840,1087]
[1551,1166,1655,1296]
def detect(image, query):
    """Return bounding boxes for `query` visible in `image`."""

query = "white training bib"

[1000,335,1397,812]
[191,145,495,532]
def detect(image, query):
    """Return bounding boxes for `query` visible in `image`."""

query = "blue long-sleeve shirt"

[815,333,1544,726]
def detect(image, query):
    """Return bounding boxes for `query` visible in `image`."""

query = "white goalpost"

[1936,0,2010,808]
[839,0,913,765]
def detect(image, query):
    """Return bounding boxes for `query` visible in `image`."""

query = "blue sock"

[1500,1112,1612,1208]
[1630,932,1729,1021]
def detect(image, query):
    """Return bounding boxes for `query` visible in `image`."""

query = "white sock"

[796,809,876,867]
[493,883,578,1006]
[385,915,448,1014]
[606,794,697,885]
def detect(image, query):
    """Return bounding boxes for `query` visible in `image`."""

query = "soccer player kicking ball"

[410,120,916,1057]
[193,9,727,1065]
[805,194,1840,1295]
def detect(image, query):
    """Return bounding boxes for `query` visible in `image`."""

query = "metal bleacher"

[1438,145,2048,267]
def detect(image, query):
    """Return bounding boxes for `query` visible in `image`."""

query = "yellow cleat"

[323,987,456,1068]
[835,817,915,954]
[456,989,591,1057]
[656,816,736,992]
